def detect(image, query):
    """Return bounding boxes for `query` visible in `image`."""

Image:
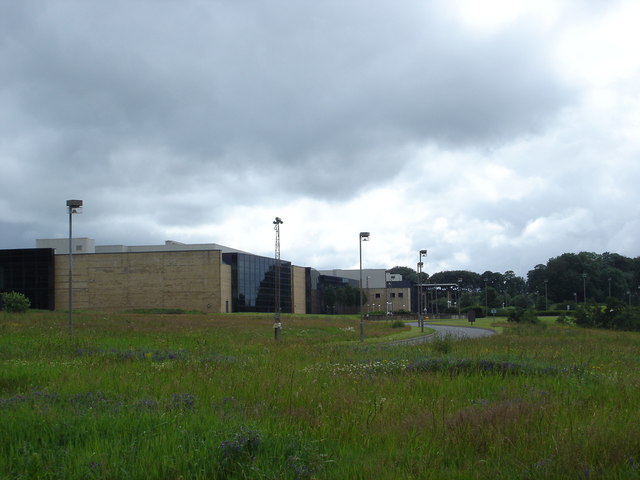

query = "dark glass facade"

[307,272,360,314]
[0,249,55,310]
[305,267,321,314]
[223,253,292,313]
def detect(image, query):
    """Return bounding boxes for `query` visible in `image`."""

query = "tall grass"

[1,311,640,478]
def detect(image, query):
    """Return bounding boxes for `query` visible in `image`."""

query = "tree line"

[390,251,640,310]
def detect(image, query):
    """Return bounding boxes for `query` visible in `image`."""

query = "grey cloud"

[3,0,633,275]
[2,2,572,192]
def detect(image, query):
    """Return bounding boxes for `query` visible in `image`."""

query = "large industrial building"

[0,239,374,315]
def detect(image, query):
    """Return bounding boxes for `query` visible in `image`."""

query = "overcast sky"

[1,0,639,277]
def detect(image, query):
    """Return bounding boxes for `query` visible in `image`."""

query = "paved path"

[387,323,495,346]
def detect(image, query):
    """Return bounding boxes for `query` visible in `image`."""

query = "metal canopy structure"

[417,283,460,288]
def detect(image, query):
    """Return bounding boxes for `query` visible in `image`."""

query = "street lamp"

[386,272,392,316]
[273,217,283,341]
[503,280,507,307]
[359,232,370,341]
[484,278,488,314]
[457,277,462,317]
[582,273,587,304]
[608,277,612,298]
[66,199,83,335]
[418,249,427,332]
[544,280,548,311]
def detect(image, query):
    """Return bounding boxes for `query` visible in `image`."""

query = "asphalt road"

[388,323,495,346]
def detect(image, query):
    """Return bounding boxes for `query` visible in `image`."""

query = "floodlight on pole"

[66,199,83,335]
[273,217,283,341]
[359,232,370,341]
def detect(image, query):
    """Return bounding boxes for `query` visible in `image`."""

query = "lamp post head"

[273,217,283,225]
[66,199,83,213]
[359,232,370,241]
[419,249,427,256]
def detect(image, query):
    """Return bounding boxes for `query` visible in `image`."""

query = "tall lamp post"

[273,217,283,341]
[544,279,548,311]
[359,232,370,341]
[484,278,488,314]
[66,199,83,335]
[582,273,587,304]
[457,277,462,317]
[418,249,427,332]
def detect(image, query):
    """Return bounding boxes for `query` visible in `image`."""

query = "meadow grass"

[1,310,639,479]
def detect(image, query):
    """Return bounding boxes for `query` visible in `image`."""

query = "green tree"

[526,264,547,296]
[388,266,418,283]
[430,270,481,290]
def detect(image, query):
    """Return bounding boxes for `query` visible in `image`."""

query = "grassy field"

[1,310,639,479]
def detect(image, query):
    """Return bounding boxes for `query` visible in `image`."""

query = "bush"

[431,334,454,355]
[391,320,405,328]
[0,291,31,313]
[573,301,640,331]
[507,307,540,324]
[537,310,570,317]
[555,313,573,325]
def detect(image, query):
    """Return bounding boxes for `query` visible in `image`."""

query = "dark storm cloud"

[1,0,570,199]
[5,0,632,277]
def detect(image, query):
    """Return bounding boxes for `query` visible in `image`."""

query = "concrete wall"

[292,265,307,314]
[55,250,223,312]
[37,238,95,254]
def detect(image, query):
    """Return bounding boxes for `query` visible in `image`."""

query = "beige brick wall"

[220,262,232,313]
[363,287,412,312]
[55,250,223,312]
[292,266,307,314]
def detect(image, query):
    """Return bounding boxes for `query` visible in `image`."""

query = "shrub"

[391,320,405,328]
[573,301,640,331]
[555,313,573,325]
[431,334,454,355]
[507,307,540,325]
[0,291,31,313]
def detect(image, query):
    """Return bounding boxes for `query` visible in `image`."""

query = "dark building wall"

[314,274,360,314]
[0,249,55,310]
[305,267,321,314]
[222,253,292,313]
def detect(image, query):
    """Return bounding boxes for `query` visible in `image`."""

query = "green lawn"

[1,310,639,479]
